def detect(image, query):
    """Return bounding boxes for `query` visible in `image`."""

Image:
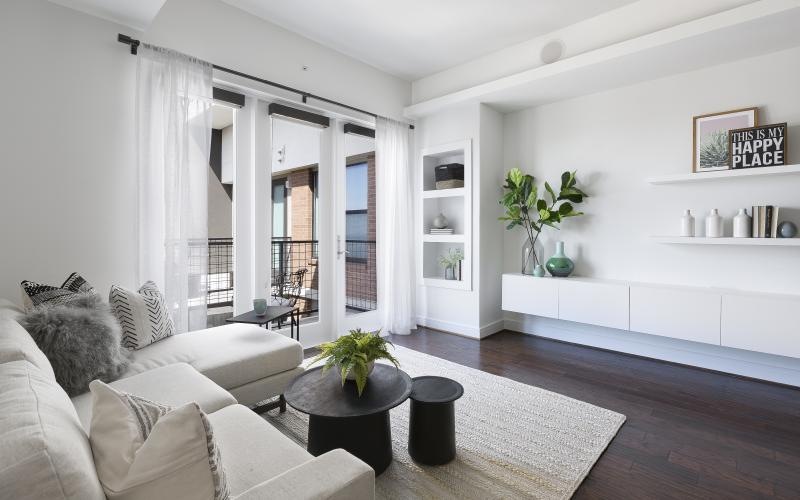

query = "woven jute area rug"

[264,345,625,499]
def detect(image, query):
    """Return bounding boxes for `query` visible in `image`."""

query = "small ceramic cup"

[253,298,268,316]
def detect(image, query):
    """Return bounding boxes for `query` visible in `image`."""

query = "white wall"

[477,105,505,335]
[0,0,410,304]
[502,46,800,382]
[502,46,800,293]
[0,0,139,301]
[271,118,321,174]
[146,0,411,121]
[416,105,481,334]
[415,103,505,338]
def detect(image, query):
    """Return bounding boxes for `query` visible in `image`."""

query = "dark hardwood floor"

[384,328,800,499]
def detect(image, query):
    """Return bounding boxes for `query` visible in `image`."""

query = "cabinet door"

[558,280,629,330]
[721,293,800,358]
[501,274,558,319]
[630,286,720,345]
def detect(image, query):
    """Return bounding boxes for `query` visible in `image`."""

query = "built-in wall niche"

[418,139,472,291]
[423,196,464,236]
[422,242,468,288]
[422,150,465,192]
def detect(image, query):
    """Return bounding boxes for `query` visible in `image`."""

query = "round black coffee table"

[408,376,464,465]
[285,364,412,475]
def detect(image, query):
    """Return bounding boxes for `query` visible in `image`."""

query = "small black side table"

[408,376,464,465]
[226,306,299,341]
[285,364,412,475]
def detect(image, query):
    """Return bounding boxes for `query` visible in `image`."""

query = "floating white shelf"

[422,187,465,199]
[423,234,465,243]
[651,236,800,246]
[647,164,800,185]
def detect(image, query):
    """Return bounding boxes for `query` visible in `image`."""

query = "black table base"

[408,399,457,465]
[308,411,393,475]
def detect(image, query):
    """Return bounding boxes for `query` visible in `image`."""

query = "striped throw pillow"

[20,272,97,310]
[109,281,175,350]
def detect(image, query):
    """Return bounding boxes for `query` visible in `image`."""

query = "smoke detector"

[540,40,565,65]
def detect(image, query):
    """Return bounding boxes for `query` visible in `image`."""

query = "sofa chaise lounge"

[0,300,375,499]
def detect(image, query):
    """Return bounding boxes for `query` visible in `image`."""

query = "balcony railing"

[192,237,376,313]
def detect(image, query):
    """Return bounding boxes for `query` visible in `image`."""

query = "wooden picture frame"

[692,107,758,172]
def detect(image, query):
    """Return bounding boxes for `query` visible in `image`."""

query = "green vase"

[546,241,574,277]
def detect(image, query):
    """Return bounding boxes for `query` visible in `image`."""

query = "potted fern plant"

[309,329,400,396]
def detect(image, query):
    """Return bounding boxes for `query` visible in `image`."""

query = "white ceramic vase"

[705,209,723,238]
[432,213,449,229]
[680,209,695,237]
[733,208,752,238]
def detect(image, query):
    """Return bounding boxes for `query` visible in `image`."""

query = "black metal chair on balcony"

[271,268,308,328]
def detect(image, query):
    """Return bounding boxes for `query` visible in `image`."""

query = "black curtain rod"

[117,34,414,130]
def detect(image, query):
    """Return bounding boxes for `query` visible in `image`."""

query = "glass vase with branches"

[499,168,588,274]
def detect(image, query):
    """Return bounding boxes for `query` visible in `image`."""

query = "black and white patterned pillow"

[20,272,97,310]
[109,281,175,350]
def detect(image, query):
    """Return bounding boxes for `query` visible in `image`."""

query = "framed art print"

[693,107,757,172]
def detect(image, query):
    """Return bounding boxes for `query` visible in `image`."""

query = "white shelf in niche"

[647,164,800,185]
[422,277,469,290]
[423,234,465,243]
[651,236,800,246]
[422,188,465,199]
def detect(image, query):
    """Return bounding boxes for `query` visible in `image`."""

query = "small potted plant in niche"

[438,247,464,280]
[499,169,588,277]
[309,329,400,396]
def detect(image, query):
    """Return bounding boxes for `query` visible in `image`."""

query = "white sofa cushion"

[126,323,303,390]
[0,316,56,381]
[0,298,24,319]
[0,360,105,500]
[234,449,375,500]
[72,362,237,430]
[206,404,312,496]
[88,380,230,500]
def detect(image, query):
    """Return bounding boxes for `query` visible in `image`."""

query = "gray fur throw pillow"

[21,294,130,396]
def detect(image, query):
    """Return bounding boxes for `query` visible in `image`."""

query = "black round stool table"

[408,376,464,465]
[284,364,412,475]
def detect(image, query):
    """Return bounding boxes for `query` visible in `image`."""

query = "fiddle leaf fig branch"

[499,168,587,266]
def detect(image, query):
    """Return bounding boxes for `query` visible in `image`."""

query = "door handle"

[337,235,349,257]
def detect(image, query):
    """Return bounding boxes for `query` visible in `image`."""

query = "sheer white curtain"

[376,118,416,335]
[136,44,213,333]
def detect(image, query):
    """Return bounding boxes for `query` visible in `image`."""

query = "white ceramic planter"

[705,209,723,238]
[733,208,752,238]
[680,209,695,237]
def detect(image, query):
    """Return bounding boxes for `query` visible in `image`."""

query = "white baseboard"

[416,316,503,339]
[479,318,505,338]
[505,314,800,387]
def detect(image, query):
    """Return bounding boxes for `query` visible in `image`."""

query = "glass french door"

[252,111,379,346]
[335,122,381,334]
[267,114,334,347]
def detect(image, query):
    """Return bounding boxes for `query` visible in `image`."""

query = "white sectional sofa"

[0,301,375,500]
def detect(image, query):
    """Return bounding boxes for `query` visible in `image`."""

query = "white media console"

[502,274,800,361]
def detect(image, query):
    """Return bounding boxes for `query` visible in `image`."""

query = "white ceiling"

[48,0,165,30]
[222,0,638,80]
